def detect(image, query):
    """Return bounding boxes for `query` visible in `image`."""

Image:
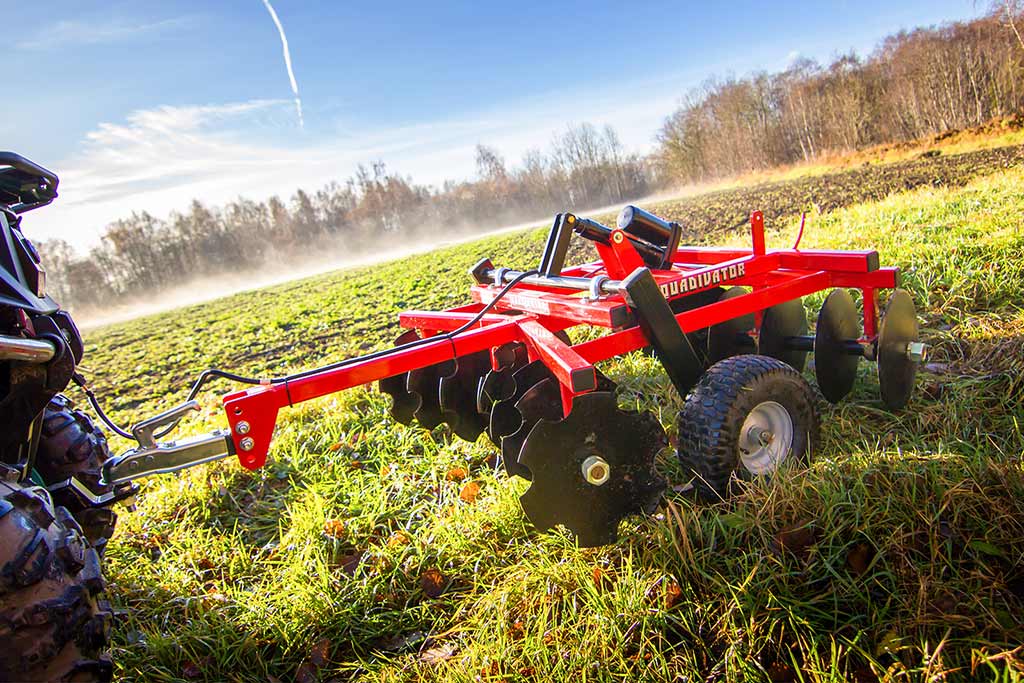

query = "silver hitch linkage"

[100,401,235,486]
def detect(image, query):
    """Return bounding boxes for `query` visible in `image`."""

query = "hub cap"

[737,400,794,475]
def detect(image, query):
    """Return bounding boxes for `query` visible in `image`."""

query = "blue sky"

[5,0,982,248]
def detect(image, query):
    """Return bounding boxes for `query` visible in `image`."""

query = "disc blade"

[877,289,919,410]
[500,378,562,480]
[477,342,528,415]
[488,360,554,446]
[439,350,492,441]
[708,287,756,363]
[519,392,667,547]
[814,289,860,403]
[378,330,421,425]
[407,359,456,430]
[759,298,809,371]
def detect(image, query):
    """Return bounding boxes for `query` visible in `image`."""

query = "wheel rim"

[737,400,794,475]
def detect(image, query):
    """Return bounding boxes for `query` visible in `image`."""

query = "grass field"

[80,145,1024,682]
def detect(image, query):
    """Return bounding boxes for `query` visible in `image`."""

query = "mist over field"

[71,210,568,329]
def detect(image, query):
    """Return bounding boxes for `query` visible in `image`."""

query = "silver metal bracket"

[101,401,236,485]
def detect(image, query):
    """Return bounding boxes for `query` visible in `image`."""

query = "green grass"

[84,164,1024,682]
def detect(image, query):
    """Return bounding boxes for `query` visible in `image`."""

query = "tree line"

[40,8,1024,313]
[656,8,1024,182]
[40,123,647,311]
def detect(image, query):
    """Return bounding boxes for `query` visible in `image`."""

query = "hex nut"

[239,437,255,452]
[906,341,928,363]
[235,421,251,435]
[581,455,611,486]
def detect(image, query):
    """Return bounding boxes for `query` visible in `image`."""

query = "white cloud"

[16,16,190,51]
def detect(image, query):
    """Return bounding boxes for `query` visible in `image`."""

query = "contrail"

[260,0,303,128]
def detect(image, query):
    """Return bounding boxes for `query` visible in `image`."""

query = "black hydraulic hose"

[76,269,540,441]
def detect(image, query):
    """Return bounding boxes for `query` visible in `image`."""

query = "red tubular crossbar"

[221,213,899,471]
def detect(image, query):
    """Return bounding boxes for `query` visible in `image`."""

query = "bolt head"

[581,455,611,486]
[239,437,255,452]
[236,421,251,435]
[906,341,928,363]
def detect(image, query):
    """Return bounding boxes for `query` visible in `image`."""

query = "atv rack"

[101,206,925,546]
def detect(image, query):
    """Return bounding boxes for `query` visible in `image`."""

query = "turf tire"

[34,395,118,551]
[0,480,113,682]
[676,354,819,500]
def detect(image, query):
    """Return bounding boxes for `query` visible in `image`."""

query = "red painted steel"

[751,211,766,255]
[220,213,904,471]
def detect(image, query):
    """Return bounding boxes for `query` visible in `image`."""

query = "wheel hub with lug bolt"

[737,400,794,476]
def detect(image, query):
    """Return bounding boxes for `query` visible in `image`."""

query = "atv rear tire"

[676,355,819,500]
[0,480,113,682]
[34,395,118,550]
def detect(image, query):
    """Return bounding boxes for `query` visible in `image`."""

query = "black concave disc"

[519,392,667,547]
[759,298,809,371]
[407,359,457,430]
[500,378,563,480]
[477,343,528,415]
[708,287,756,363]
[378,330,421,425]
[877,289,919,410]
[814,289,860,403]
[488,360,554,445]
[493,341,528,371]
[439,350,492,441]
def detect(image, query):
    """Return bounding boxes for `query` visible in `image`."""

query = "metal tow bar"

[101,401,235,485]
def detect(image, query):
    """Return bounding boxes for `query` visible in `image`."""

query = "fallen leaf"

[349,460,364,470]
[664,581,683,610]
[518,665,536,677]
[420,568,446,598]
[459,481,482,503]
[419,644,456,664]
[328,442,343,452]
[335,551,363,576]
[480,660,501,677]
[309,638,332,668]
[295,662,319,683]
[592,566,613,591]
[380,465,392,477]
[388,531,411,547]
[846,542,875,576]
[322,519,346,539]
[766,660,795,682]
[445,466,468,482]
[771,522,818,559]
[509,620,525,639]
[182,661,204,680]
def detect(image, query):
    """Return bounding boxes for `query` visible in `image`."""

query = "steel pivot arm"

[101,400,235,485]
